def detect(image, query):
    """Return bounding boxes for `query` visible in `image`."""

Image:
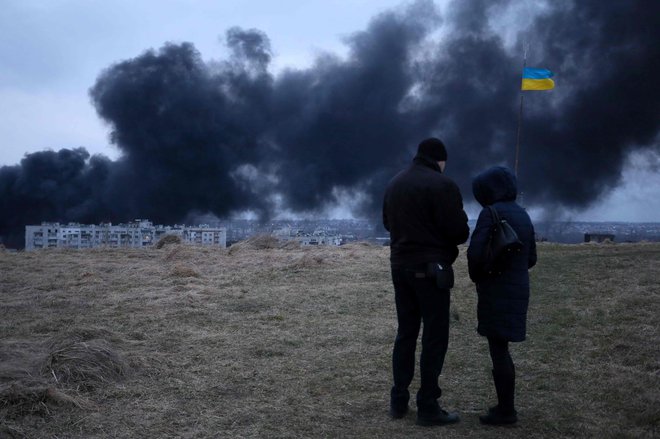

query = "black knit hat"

[416,137,447,161]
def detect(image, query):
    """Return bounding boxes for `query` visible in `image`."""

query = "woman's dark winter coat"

[467,166,537,342]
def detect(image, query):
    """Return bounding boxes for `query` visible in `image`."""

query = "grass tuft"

[43,338,128,389]
[155,234,181,249]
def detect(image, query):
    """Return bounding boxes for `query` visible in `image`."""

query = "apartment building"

[272,226,343,246]
[25,219,226,250]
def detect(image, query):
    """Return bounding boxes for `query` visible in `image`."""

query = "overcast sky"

[1,0,659,222]
[1,0,411,165]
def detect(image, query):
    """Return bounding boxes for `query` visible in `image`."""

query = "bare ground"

[0,241,658,438]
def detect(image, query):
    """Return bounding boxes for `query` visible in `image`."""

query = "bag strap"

[487,205,501,224]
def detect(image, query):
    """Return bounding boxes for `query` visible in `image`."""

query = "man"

[382,137,469,426]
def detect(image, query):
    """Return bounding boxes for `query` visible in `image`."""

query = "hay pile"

[44,339,127,389]
[1,329,128,425]
[155,234,182,249]
[163,243,198,262]
[228,235,300,254]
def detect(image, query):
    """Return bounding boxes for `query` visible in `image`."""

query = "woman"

[467,166,537,425]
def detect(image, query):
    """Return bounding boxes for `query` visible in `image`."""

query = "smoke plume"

[1,0,659,247]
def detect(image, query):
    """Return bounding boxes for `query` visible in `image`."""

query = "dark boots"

[416,399,460,426]
[480,369,517,425]
[416,408,460,427]
[390,389,459,426]
[389,387,409,419]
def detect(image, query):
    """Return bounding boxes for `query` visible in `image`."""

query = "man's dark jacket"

[467,166,537,342]
[383,155,469,267]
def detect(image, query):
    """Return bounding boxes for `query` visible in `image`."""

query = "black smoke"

[1,0,659,248]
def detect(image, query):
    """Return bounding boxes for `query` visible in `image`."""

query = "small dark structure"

[584,233,615,243]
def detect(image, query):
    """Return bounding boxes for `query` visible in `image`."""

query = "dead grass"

[0,328,125,427]
[228,234,302,254]
[155,234,182,249]
[228,234,281,253]
[169,263,201,278]
[44,338,128,389]
[0,241,658,438]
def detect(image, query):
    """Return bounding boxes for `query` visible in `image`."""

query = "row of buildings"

[272,225,344,246]
[25,220,226,250]
[23,219,360,251]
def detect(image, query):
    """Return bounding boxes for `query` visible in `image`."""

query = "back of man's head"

[416,137,447,162]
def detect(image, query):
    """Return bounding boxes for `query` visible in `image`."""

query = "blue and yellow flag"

[521,67,555,90]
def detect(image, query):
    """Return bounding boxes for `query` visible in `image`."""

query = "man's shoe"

[389,404,408,419]
[416,409,460,426]
[479,406,517,425]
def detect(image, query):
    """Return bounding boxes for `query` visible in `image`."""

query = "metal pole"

[515,43,528,177]
[514,92,524,177]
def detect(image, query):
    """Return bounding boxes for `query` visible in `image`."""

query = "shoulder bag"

[484,205,523,275]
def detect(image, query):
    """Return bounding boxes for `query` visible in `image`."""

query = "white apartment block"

[272,226,343,246]
[25,219,226,250]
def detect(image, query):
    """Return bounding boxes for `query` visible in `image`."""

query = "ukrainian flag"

[521,67,555,90]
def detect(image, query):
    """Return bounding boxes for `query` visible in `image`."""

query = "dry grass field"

[1,238,659,438]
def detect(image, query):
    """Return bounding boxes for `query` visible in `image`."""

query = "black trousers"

[390,264,450,411]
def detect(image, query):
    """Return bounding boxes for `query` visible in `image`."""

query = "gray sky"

[1,0,659,222]
[1,0,408,165]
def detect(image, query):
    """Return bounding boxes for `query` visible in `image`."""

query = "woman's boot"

[480,369,517,425]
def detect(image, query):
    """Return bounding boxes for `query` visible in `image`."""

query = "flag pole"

[514,44,528,177]
[514,93,524,177]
